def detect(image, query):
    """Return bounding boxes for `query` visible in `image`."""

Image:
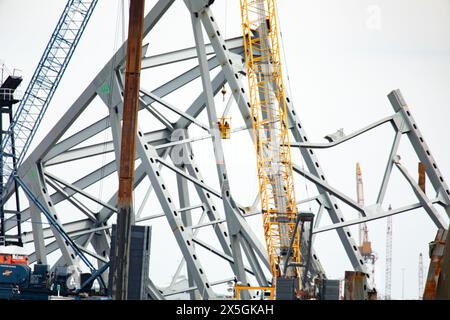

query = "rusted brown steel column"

[343,271,368,300]
[111,0,145,300]
[436,235,450,299]
[423,229,447,300]
[418,162,426,193]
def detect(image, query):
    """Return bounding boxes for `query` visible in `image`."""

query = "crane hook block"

[218,117,231,139]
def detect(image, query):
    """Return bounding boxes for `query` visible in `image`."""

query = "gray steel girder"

[388,90,450,215]
[135,132,216,299]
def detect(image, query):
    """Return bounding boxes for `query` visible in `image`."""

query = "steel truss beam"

[4,0,448,300]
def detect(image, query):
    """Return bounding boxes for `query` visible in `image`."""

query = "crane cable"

[97,0,124,213]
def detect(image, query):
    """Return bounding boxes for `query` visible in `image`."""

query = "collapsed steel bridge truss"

[3,0,450,299]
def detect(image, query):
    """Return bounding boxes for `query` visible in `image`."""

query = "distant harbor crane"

[356,163,377,289]
[385,205,393,300]
[419,253,424,299]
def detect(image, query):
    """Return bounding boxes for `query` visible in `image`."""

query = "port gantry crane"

[240,0,301,294]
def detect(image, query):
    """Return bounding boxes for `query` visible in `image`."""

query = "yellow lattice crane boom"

[240,0,300,283]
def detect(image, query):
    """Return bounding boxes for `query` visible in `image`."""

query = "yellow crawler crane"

[240,0,301,287]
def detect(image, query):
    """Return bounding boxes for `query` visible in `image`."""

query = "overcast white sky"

[1,0,450,300]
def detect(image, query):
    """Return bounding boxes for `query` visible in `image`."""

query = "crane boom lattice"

[1,0,98,193]
[418,253,424,300]
[385,213,393,299]
[240,0,300,280]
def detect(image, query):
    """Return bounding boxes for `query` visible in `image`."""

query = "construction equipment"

[0,0,97,247]
[343,271,368,300]
[111,0,146,300]
[418,253,424,299]
[2,0,449,301]
[0,246,49,300]
[435,230,450,299]
[218,117,231,139]
[356,162,366,246]
[0,75,23,247]
[0,242,109,300]
[0,1,105,300]
[385,205,393,300]
[423,229,447,299]
[235,285,275,300]
[240,0,300,295]
[356,163,377,291]
[0,253,106,300]
[15,177,101,274]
